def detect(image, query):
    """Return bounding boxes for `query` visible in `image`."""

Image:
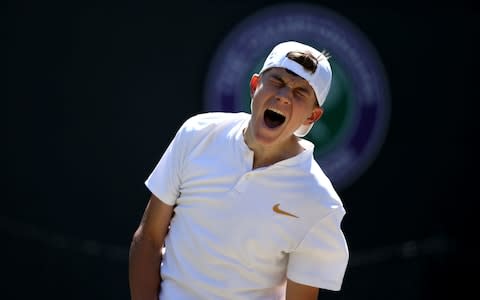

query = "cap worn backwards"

[259,41,332,137]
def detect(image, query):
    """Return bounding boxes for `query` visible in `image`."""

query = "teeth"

[268,108,285,117]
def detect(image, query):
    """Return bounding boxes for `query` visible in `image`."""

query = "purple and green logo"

[204,3,391,190]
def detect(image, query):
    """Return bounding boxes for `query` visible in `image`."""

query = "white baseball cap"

[259,41,332,137]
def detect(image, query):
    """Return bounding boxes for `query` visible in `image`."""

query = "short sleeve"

[144,124,188,206]
[287,208,349,291]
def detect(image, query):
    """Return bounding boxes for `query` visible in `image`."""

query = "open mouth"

[264,109,286,128]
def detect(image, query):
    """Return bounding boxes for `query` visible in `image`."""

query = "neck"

[243,127,304,169]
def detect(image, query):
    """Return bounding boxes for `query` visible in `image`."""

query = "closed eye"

[294,88,310,99]
[269,77,284,87]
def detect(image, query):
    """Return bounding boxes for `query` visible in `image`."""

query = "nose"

[276,87,292,104]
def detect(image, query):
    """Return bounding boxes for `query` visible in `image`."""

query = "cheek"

[251,88,269,105]
[294,105,314,122]
[250,94,264,113]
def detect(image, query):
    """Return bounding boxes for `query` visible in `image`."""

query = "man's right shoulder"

[182,112,249,132]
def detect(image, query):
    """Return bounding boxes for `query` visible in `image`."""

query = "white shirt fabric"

[145,112,349,300]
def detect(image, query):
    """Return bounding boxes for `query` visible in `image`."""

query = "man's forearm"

[129,235,162,300]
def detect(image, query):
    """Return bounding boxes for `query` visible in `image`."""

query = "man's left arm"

[286,278,319,300]
[286,207,349,295]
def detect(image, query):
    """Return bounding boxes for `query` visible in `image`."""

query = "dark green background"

[6,0,477,299]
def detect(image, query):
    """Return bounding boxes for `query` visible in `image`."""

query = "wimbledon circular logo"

[203,3,390,190]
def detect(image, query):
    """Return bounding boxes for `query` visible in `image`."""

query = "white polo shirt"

[145,112,349,300]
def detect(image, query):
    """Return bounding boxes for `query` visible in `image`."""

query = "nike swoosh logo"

[272,203,298,218]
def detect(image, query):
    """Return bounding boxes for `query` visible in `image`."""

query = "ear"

[304,107,324,125]
[249,74,260,97]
